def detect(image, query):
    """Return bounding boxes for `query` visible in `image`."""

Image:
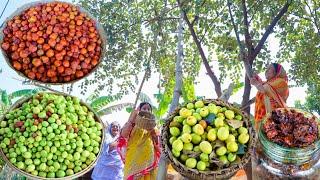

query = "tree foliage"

[294,85,320,116]
[74,0,319,116]
[277,0,320,116]
[75,0,200,100]
[277,0,319,88]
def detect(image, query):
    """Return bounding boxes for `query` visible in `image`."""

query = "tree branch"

[252,0,292,60]
[305,0,320,36]
[190,16,199,26]
[200,0,207,7]
[144,17,180,25]
[242,0,255,57]
[291,12,320,36]
[0,0,10,28]
[190,0,207,26]
[177,0,222,97]
[199,5,227,43]
[169,12,184,113]
[220,83,234,101]
[241,97,256,110]
[227,0,245,56]
[241,0,255,78]
[248,0,263,24]
[11,77,63,94]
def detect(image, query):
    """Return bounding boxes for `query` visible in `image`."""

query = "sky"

[0,0,308,127]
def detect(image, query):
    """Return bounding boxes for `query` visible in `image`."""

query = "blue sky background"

[0,0,308,127]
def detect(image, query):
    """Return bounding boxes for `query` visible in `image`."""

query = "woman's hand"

[250,77,259,86]
[250,73,266,92]
[109,140,118,151]
[151,129,159,144]
[128,109,139,124]
[250,73,262,86]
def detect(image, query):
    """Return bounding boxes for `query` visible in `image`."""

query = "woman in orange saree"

[118,102,160,180]
[251,63,289,130]
[232,63,289,180]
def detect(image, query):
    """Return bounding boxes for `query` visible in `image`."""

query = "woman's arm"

[120,110,138,138]
[253,83,266,93]
[108,140,118,151]
[151,129,161,153]
[250,74,266,93]
[150,129,159,145]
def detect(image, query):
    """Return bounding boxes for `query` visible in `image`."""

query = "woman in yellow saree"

[118,102,160,180]
[250,63,289,130]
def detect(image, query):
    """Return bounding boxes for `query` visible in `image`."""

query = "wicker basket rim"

[0,91,106,180]
[161,99,255,179]
[0,0,107,85]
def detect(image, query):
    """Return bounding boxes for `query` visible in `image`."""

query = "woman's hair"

[272,63,281,74]
[138,102,152,112]
[110,121,120,127]
[271,63,287,80]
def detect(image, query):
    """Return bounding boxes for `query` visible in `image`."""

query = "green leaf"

[97,103,134,116]
[126,107,133,113]
[232,82,244,95]
[236,144,247,155]
[1,91,9,106]
[90,96,118,111]
[196,96,205,100]
[158,119,165,125]
[9,89,42,99]
[211,140,225,149]
[205,113,216,124]
[226,120,243,129]
[182,77,196,102]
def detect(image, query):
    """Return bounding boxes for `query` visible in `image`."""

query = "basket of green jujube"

[161,99,255,180]
[0,92,105,179]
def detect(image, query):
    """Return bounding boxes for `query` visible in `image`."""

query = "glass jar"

[252,114,320,180]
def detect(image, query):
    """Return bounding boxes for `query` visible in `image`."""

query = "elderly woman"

[119,102,160,180]
[91,121,123,180]
[250,63,289,130]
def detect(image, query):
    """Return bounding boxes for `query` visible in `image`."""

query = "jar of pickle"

[252,109,320,180]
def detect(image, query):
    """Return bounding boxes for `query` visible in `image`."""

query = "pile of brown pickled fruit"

[263,109,318,148]
[1,2,102,83]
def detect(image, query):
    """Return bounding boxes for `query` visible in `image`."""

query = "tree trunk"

[157,12,184,180]
[242,75,252,114]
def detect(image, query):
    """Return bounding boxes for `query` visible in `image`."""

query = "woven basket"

[0,0,107,85]
[161,99,255,180]
[135,111,156,131]
[0,92,106,180]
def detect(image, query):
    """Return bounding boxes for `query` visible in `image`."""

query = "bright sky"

[0,0,308,127]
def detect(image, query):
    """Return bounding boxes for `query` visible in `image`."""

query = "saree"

[120,126,160,180]
[254,76,289,130]
[91,124,124,180]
